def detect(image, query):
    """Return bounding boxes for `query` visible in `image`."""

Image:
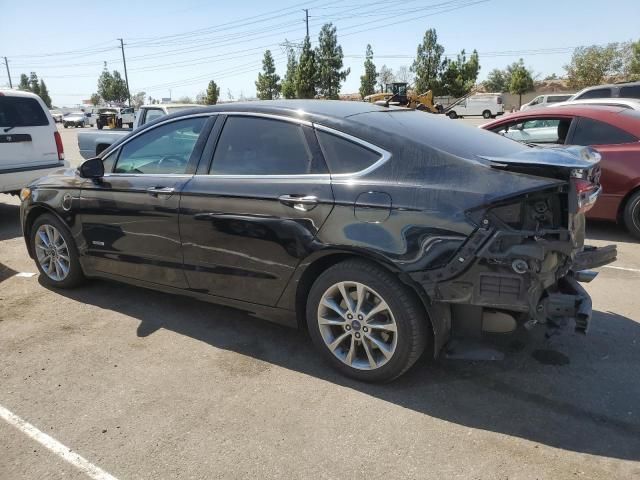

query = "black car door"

[179,114,334,306]
[77,115,213,287]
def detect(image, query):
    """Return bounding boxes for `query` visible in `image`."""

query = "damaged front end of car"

[410,146,617,342]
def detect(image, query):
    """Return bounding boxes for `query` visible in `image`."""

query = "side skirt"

[84,270,297,328]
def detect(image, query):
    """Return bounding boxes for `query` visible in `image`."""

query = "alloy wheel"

[34,224,71,281]
[317,281,398,370]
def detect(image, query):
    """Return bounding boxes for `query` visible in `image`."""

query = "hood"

[478,145,601,170]
[29,167,84,189]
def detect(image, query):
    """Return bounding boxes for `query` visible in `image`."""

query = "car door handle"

[278,195,318,211]
[147,186,175,196]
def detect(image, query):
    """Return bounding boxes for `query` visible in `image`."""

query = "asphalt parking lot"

[1,123,639,479]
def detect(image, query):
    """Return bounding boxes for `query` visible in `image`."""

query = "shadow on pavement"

[0,200,21,242]
[586,220,637,243]
[47,277,640,462]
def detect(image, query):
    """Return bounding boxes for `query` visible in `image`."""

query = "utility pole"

[3,57,12,88]
[117,38,131,106]
[304,9,309,38]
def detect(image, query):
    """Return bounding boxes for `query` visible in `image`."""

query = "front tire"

[30,214,85,289]
[623,190,640,239]
[306,259,429,382]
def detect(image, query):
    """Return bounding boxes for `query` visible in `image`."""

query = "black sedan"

[19,101,616,382]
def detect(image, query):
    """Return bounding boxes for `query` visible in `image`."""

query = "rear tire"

[448,111,457,119]
[306,259,429,382]
[30,214,85,289]
[482,110,492,119]
[623,190,640,239]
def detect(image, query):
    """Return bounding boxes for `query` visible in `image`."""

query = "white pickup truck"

[1,89,69,195]
[77,103,203,159]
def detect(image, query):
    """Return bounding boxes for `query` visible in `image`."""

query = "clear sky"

[1,0,639,107]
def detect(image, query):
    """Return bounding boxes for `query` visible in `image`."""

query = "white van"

[0,89,68,194]
[520,94,573,111]
[446,93,504,119]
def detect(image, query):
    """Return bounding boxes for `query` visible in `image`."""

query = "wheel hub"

[317,281,398,371]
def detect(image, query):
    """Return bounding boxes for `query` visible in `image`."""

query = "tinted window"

[546,95,571,103]
[102,150,117,173]
[316,130,381,174]
[210,116,317,175]
[576,88,612,100]
[571,117,637,145]
[0,96,48,127]
[491,118,568,144]
[620,85,640,99]
[114,117,205,174]
[143,109,165,124]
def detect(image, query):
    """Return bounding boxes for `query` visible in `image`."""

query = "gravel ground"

[0,122,638,480]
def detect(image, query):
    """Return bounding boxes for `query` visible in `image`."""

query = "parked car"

[569,81,640,101]
[78,103,204,158]
[0,89,68,194]
[49,110,63,123]
[520,94,573,111]
[20,100,615,381]
[553,98,640,110]
[482,105,640,237]
[62,112,87,128]
[446,93,504,119]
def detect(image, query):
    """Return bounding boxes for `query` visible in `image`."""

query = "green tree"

[38,80,52,108]
[131,91,146,108]
[509,59,535,107]
[255,49,281,100]
[205,80,220,105]
[28,72,40,96]
[377,64,394,92]
[90,93,102,106]
[295,36,317,99]
[359,44,377,99]
[18,74,30,91]
[565,43,623,89]
[281,47,298,99]
[411,28,445,94]
[440,49,480,97]
[544,73,559,81]
[483,68,507,92]
[97,65,128,105]
[315,23,349,99]
[627,40,640,80]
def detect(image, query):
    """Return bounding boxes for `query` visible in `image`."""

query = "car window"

[490,118,568,144]
[316,130,382,174]
[571,117,638,145]
[547,95,571,103]
[209,116,318,175]
[143,109,165,124]
[530,96,542,105]
[620,85,640,99]
[102,150,117,173]
[114,117,206,174]
[576,88,612,100]
[0,96,49,127]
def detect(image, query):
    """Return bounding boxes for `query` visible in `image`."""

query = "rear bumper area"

[0,161,69,193]
[409,226,617,335]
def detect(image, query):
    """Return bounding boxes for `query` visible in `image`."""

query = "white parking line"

[0,404,118,480]
[15,272,36,278]
[603,265,640,273]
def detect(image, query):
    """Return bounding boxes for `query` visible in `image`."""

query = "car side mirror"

[79,157,105,179]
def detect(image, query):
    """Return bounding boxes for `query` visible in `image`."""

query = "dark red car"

[482,105,640,237]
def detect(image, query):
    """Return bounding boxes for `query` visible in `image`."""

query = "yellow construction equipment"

[363,82,443,113]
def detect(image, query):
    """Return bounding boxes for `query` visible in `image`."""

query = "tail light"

[54,131,64,161]
[497,97,503,104]
[572,170,600,214]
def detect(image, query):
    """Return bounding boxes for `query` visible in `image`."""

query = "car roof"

[0,88,42,99]
[178,100,393,119]
[554,98,640,109]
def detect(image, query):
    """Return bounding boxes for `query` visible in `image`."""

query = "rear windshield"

[0,96,49,127]
[352,110,526,159]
